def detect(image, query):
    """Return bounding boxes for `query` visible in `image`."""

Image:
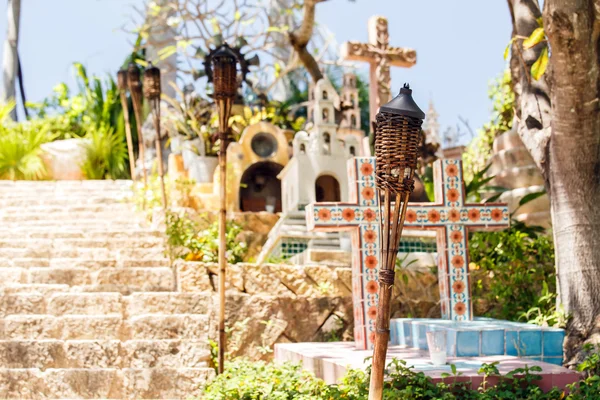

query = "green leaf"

[451,364,457,375]
[504,37,516,60]
[523,27,545,49]
[531,47,549,80]
[519,190,546,206]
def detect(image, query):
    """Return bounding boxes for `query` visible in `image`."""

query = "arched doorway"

[240,162,284,212]
[315,174,341,202]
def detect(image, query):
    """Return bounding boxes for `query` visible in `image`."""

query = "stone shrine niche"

[224,122,290,212]
[315,174,341,202]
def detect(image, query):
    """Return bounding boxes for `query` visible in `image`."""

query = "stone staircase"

[0,180,214,399]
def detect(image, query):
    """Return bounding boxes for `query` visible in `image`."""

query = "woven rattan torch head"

[374,84,425,195]
[143,63,161,101]
[212,44,238,101]
[127,63,143,97]
[117,69,128,91]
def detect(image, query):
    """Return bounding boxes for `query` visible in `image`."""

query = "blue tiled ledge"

[390,318,564,365]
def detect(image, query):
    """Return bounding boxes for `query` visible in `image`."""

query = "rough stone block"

[60,315,124,340]
[123,368,214,399]
[96,268,175,293]
[64,340,122,368]
[0,340,65,369]
[0,293,45,316]
[176,261,213,292]
[125,292,211,317]
[43,368,124,399]
[48,293,123,316]
[1,315,60,339]
[29,267,92,286]
[122,340,210,368]
[129,315,209,340]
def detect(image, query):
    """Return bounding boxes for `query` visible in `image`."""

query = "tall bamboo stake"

[127,63,148,209]
[143,63,168,210]
[369,84,424,400]
[211,44,238,375]
[117,69,136,181]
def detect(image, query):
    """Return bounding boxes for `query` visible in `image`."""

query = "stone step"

[0,367,213,399]
[0,314,209,340]
[24,267,175,292]
[0,247,166,260]
[0,229,162,240]
[0,212,141,223]
[0,339,210,369]
[0,236,164,249]
[0,257,169,269]
[0,284,71,296]
[1,292,211,317]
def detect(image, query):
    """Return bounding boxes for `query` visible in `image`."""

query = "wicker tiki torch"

[212,44,238,375]
[117,69,136,181]
[143,63,168,210]
[127,63,148,208]
[369,84,425,400]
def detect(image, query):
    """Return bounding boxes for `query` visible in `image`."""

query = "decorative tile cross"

[341,16,417,124]
[306,158,510,350]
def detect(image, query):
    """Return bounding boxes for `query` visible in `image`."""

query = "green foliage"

[470,220,558,324]
[26,62,131,180]
[463,70,515,183]
[0,102,51,180]
[165,210,247,263]
[202,357,599,399]
[81,125,128,179]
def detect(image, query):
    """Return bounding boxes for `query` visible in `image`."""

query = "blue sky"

[0,0,511,144]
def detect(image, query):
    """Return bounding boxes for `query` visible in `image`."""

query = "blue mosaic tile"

[544,357,563,366]
[543,330,565,357]
[520,330,542,356]
[446,328,457,357]
[390,320,398,345]
[481,330,505,356]
[456,330,480,357]
[506,330,520,356]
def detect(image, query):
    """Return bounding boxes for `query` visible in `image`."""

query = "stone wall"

[176,261,441,360]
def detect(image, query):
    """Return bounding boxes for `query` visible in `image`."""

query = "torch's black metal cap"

[379,83,425,120]
[212,43,237,61]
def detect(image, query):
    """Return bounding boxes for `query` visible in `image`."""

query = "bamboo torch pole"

[211,44,238,375]
[369,84,425,400]
[117,69,136,181]
[143,63,168,210]
[128,63,148,209]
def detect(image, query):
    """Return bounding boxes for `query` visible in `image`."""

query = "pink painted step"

[274,342,580,392]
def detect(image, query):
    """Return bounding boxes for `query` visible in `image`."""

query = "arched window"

[322,90,328,100]
[351,115,357,128]
[322,108,330,123]
[299,143,306,154]
[351,95,356,108]
[323,132,331,155]
[349,146,356,156]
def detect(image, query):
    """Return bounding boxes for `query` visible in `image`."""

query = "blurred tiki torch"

[143,63,167,210]
[117,69,136,181]
[369,84,424,400]
[127,63,148,208]
[211,44,238,375]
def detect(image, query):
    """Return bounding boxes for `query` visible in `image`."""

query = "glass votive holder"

[426,330,447,366]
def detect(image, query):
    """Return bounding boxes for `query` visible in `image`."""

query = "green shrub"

[0,102,51,180]
[203,355,600,400]
[470,221,558,324]
[81,125,128,179]
[165,210,247,263]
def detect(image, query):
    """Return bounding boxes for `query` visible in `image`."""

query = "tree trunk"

[1,0,21,121]
[543,0,600,364]
[507,0,552,176]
